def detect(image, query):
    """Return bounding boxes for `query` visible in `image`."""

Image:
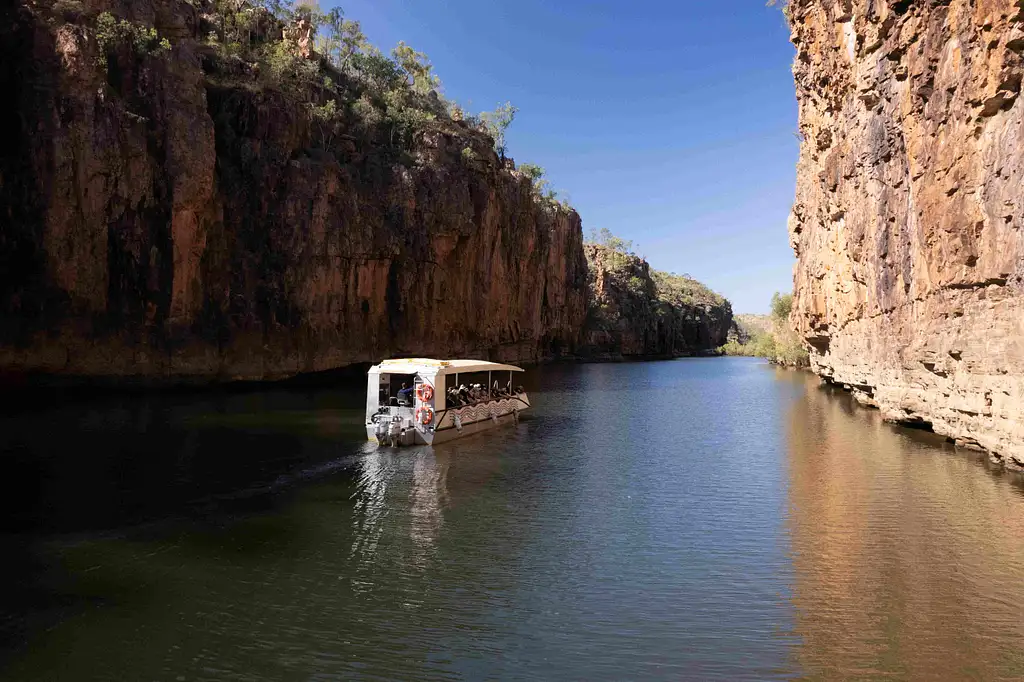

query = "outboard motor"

[373,416,389,444]
[388,418,402,447]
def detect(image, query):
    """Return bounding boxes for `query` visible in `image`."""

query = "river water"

[1,358,1023,681]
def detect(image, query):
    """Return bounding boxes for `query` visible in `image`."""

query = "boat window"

[443,370,517,407]
[380,373,417,407]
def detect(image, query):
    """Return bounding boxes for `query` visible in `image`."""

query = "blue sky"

[332,0,798,313]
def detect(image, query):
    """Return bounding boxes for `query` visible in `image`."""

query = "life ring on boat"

[415,406,434,425]
[416,384,434,402]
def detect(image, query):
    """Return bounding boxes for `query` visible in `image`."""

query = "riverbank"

[0,351,729,401]
[719,294,808,368]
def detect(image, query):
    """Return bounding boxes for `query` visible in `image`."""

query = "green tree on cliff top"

[480,101,518,157]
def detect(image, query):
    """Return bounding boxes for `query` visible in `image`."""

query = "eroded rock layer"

[0,1,588,381]
[788,0,1024,466]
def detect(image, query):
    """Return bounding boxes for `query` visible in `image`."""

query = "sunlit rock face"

[788,0,1024,467]
[0,0,588,382]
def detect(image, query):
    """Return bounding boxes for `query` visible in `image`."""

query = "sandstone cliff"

[581,245,733,359]
[0,0,588,381]
[787,0,1024,467]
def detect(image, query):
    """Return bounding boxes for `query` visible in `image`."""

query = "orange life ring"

[416,384,434,402]
[415,406,434,425]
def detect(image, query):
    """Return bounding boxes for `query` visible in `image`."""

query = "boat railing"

[433,393,530,429]
[374,405,415,422]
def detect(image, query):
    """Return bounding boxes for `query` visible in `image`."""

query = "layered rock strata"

[787,0,1024,466]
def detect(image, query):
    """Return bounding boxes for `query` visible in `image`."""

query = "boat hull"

[429,409,521,445]
[367,394,530,447]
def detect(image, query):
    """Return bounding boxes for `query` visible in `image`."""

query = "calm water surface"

[1,358,1023,681]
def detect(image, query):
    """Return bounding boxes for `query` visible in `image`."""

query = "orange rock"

[788,0,1024,468]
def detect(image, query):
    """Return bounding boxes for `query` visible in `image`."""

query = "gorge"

[5,4,1024,680]
[788,0,1024,468]
[4,0,1021,472]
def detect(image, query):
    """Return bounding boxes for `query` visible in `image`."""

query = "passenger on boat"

[397,383,413,406]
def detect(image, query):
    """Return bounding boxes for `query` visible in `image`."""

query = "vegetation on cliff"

[108,0,570,210]
[720,293,809,367]
[766,0,791,18]
[582,232,732,358]
[37,0,572,211]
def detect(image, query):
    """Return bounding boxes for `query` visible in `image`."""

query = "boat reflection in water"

[347,444,456,574]
[410,450,450,567]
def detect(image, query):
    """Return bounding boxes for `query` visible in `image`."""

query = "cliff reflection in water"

[782,371,1024,680]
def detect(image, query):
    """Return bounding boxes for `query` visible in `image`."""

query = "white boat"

[365,358,530,446]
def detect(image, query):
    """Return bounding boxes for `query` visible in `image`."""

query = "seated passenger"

[397,383,414,405]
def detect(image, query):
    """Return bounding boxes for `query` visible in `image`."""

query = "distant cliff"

[0,0,588,381]
[787,0,1024,467]
[729,315,772,345]
[581,245,733,359]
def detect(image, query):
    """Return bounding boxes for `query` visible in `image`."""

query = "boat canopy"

[371,358,525,375]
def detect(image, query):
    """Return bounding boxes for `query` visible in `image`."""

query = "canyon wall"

[0,0,589,382]
[581,245,733,359]
[0,1,731,384]
[788,0,1024,466]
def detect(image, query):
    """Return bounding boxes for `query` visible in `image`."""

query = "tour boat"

[365,358,530,446]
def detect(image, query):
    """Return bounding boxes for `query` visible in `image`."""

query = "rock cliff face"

[581,245,732,359]
[788,0,1024,466]
[0,1,588,381]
